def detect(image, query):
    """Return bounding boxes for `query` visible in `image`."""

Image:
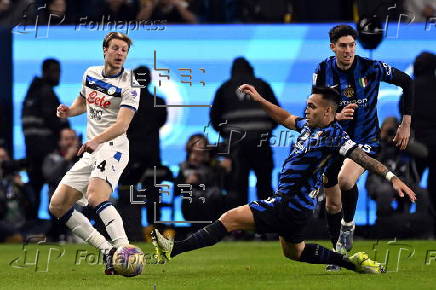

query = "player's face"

[305,94,331,128]
[330,36,356,68]
[104,39,129,70]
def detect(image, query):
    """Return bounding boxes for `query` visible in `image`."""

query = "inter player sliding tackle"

[151,85,415,274]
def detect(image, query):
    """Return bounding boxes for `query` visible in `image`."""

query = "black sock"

[299,243,355,271]
[326,211,342,248]
[171,220,228,257]
[342,185,358,223]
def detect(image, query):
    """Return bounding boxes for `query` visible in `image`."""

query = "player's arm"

[238,84,298,130]
[56,95,87,118]
[77,107,135,155]
[348,147,416,202]
[381,64,413,149]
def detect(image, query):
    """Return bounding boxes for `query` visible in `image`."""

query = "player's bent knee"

[325,202,341,214]
[87,179,112,207]
[49,201,65,218]
[338,175,355,191]
[49,186,69,218]
[281,244,303,261]
[219,211,236,231]
[282,248,298,260]
[219,206,246,232]
[87,193,104,208]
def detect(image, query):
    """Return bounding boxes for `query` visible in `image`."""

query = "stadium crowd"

[1,50,435,243]
[0,1,435,246]
[0,0,434,27]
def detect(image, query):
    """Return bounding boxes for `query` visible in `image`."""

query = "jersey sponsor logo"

[89,106,103,120]
[87,90,111,108]
[340,98,368,107]
[294,140,309,153]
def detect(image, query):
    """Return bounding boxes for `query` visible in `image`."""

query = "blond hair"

[102,32,132,49]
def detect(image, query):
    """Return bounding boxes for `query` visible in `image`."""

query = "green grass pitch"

[1,240,436,290]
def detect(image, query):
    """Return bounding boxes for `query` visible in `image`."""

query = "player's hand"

[336,103,358,120]
[393,123,410,150]
[56,104,70,119]
[392,177,416,202]
[77,140,99,156]
[237,84,262,102]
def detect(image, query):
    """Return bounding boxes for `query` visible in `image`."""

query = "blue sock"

[299,243,355,270]
[171,220,228,257]
[342,185,358,223]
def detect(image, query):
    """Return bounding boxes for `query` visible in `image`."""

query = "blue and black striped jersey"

[277,118,357,211]
[313,55,398,146]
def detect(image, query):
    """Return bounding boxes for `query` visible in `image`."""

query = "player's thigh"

[279,236,305,260]
[89,144,129,206]
[87,177,113,207]
[49,184,83,217]
[219,205,255,232]
[338,158,365,190]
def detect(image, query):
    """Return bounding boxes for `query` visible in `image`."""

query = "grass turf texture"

[1,240,435,290]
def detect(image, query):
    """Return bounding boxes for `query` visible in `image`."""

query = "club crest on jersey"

[343,86,354,98]
[87,90,111,108]
[107,86,116,95]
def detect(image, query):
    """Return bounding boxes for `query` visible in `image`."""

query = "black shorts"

[324,142,380,188]
[249,196,312,243]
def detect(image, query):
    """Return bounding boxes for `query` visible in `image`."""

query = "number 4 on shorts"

[97,160,106,172]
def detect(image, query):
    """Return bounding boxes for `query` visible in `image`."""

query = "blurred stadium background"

[0,0,435,241]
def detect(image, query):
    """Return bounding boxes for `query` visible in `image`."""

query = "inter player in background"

[48,32,140,275]
[151,85,416,274]
[313,25,413,266]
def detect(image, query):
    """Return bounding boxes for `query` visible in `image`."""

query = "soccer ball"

[112,244,144,277]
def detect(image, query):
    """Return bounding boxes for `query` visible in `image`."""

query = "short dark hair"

[103,32,132,49]
[42,58,59,73]
[311,86,341,107]
[329,25,357,43]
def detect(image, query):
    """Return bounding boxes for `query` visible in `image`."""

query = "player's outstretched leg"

[151,205,255,263]
[151,220,228,264]
[281,239,385,274]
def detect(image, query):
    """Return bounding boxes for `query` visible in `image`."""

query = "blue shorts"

[249,195,312,243]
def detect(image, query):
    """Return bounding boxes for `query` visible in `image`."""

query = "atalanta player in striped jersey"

[150,85,415,274]
[313,25,414,267]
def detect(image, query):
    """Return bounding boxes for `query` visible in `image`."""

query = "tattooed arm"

[348,147,389,177]
[348,147,416,202]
